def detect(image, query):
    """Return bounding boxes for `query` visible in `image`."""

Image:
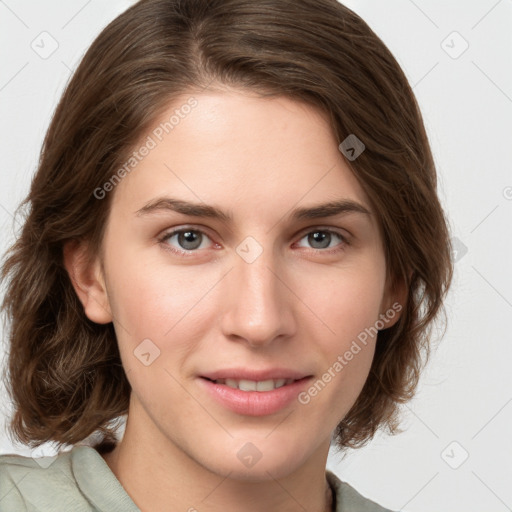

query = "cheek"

[296,280,383,424]
[293,261,386,402]
[107,249,196,331]
[299,260,387,344]
[106,253,221,369]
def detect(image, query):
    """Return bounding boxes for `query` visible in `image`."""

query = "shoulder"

[0,445,139,512]
[0,447,93,512]
[326,470,397,512]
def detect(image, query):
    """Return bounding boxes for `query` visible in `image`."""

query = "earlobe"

[63,239,113,324]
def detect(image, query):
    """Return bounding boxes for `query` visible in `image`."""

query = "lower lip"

[198,377,312,416]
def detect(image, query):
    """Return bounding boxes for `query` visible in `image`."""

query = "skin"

[65,86,405,512]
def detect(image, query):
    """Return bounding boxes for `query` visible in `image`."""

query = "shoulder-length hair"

[1,0,452,451]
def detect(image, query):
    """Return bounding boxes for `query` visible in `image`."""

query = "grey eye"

[163,229,211,251]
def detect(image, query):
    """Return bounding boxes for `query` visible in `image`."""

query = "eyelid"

[295,224,350,241]
[158,224,350,255]
[157,225,217,256]
[293,226,349,253]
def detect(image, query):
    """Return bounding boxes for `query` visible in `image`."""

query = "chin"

[199,438,310,482]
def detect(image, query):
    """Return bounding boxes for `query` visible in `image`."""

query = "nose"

[220,247,296,348]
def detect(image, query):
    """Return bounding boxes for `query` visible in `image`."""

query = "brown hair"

[1,0,452,452]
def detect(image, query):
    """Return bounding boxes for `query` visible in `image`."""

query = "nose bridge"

[221,239,294,346]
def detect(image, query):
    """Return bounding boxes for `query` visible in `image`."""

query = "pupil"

[179,230,201,250]
[309,231,330,249]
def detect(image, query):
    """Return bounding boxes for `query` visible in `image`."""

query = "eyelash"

[157,226,349,257]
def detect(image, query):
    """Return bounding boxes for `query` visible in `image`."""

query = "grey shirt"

[0,445,395,511]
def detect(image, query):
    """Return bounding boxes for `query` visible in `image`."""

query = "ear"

[63,239,113,324]
[379,271,409,329]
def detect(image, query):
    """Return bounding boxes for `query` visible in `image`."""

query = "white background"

[0,1,511,511]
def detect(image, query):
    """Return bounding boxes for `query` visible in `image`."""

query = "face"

[78,87,401,480]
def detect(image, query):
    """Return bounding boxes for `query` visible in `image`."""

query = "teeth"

[216,378,294,391]
[239,379,257,391]
[225,378,238,389]
[274,379,286,389]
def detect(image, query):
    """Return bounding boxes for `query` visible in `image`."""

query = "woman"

[0,0,452,510]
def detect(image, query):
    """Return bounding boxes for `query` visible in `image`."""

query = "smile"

[207,378,296,391]
[199,376,312,416]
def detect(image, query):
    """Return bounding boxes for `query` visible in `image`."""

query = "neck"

[101,403,334,512]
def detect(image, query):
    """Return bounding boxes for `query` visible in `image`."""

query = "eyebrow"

[135,196,371,222]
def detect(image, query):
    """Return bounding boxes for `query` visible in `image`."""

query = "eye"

[159,228,215,254]
[158,226,348,257]
[295,229,348,252]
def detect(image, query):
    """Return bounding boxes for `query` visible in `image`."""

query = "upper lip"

[201,368,311,381]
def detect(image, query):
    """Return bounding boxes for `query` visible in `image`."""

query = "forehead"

[110,89,373,221]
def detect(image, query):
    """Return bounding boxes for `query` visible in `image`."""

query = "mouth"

[198,375,313,416]
[201,377,299,391]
